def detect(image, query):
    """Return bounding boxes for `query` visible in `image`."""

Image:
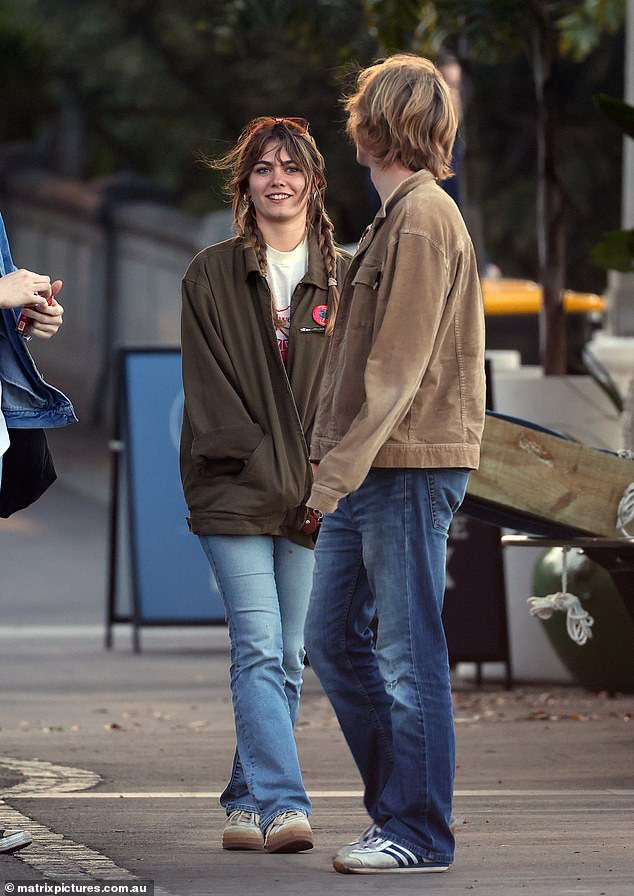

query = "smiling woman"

[246,145,310,362]
[179,118,350,856]
[248,147,308,231]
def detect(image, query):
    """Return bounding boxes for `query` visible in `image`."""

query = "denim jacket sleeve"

[0,213,76,429]
[0,309,77,429]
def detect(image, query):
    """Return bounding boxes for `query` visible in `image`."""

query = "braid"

[314,204,340,336]
[242,201,287,332]
[242,204,268,276]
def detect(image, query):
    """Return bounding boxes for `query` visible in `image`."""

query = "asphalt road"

[0,424,633,895]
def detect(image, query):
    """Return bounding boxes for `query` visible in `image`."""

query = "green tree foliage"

[0,0,625,307]
[595,93,634,139]
[591,227,634,272]
[0,0,376,231]
[0,5,53,143]
[471,37,623,288]
[364,0,625,373]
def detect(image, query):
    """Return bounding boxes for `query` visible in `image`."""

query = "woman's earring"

[242,194,250,208]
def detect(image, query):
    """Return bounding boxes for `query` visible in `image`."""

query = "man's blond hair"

[345,54,457,179]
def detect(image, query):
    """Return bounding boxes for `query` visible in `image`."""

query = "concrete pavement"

[1,421,633,894]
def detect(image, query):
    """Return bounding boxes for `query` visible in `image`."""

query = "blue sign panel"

[123,349,224,622]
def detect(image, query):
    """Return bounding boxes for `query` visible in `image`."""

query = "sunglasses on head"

[246,116,310,136]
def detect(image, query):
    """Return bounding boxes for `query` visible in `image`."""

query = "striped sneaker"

[222,811,263,850]
[332,835,450,874]
[337,818,457,859]
[335,822,381,857]
[0,829,33,854]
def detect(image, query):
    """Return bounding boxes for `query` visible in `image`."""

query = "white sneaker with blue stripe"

[0,829,32,854]
[335,822,381,857]
[333,835,450,874]
[338,817,457,859]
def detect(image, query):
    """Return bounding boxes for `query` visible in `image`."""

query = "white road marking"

[2,754,631,893]
[0,757,176,895]
[7,789,634,799]
[0,755,99,794]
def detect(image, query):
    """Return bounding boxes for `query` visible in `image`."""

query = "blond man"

[305,55,486,874]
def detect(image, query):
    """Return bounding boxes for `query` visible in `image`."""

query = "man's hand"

[0,269,52,308]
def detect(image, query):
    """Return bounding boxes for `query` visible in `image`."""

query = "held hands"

[0,271,64,339]
[302,508,323,536]
[303,463,324,534]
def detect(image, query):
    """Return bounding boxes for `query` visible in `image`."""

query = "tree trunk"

[55,71,86,179]
[531,9,567,374]
[540,79,567,374]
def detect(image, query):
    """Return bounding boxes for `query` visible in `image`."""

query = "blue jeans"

[305,468,469,864]
[198,534,313,831]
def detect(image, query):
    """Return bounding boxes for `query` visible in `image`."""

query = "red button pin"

[312,304,328,326]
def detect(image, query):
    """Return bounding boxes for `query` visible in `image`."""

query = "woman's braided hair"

[207,120,340,335]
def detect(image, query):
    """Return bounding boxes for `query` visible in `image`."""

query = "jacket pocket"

[192,422,263,464]
[351,261,382,289]
[426,470,469,533]
[349,261,382,330]
[236,433,272,484]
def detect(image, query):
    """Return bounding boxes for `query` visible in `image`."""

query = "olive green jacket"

[180,234,350,543]
[308,170,486,514]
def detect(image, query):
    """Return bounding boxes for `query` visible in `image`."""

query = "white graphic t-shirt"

[266,239,309,364]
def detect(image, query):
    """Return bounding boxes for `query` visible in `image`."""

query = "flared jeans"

[199,534,313,831]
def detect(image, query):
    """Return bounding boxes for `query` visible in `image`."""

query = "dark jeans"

[305,468,468,863]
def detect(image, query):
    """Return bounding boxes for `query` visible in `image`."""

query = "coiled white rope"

[616,452,634,537]
[527,547,594,646]
[617,482,634,537]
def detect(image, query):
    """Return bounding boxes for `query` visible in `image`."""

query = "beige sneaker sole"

[265,821,314,854]
[222,828,264,850]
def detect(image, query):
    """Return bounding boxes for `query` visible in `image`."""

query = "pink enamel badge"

[312,304,328,326]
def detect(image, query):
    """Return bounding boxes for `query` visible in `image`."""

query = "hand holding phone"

[16,295,55,340]
[16,279,63,341]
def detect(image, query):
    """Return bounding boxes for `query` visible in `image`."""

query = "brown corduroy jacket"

[308,170,486,514]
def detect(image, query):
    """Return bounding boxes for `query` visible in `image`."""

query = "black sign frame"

[106,347,225,652]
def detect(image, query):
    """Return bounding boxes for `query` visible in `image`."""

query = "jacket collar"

[374,168,436,221]
[356,169,436,256]
[243,231,328,290]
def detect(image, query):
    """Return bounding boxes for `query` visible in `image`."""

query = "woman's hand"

[21,280,64,340]
[0,269,52,308]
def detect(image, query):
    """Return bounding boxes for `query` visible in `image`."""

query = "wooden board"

[467,415,634,538]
